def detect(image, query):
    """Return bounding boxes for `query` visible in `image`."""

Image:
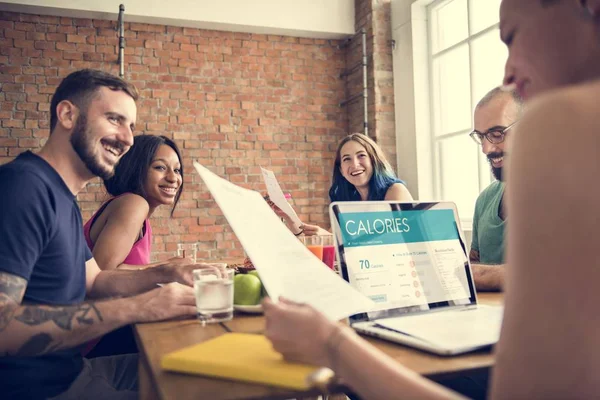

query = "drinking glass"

[301,235,323,261]
[321,235,336,270]
[193,268,234,323]
[177,243,198,263]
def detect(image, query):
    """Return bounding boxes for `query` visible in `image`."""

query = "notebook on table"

[329,201,504,356]
[161,333,334,390]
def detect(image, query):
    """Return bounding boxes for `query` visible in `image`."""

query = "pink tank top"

[83,194,152,265]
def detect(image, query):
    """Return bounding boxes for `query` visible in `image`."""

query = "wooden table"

[135,293,503,400]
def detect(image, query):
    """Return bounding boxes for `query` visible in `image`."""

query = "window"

[426,0,506,221]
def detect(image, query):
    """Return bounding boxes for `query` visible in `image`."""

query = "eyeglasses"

[469,121,517,145]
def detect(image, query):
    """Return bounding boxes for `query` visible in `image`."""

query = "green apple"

[233,274,262,305]
[248,270,268,298]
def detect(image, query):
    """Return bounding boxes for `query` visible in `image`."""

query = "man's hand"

[471,264,505,292]
[134,283,197,322]
[167,263,225,287]
[157,255,196,268]
[300,223,322,236]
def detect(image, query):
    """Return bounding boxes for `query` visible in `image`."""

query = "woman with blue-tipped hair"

[329,133,412,203]
[277,133,413,236]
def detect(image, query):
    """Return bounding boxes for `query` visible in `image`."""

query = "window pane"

[430,0,468,54]
[432,45,471,135]
[469,0,501,35]
[471,28,508,104]
[439,135,480,220]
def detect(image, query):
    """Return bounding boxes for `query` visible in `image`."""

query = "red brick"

[5,29,26,39]
[2,83,23,93]
[0,65,21,74]
[180,43,196,52]
[75,43,94,52]
[76,27,95,35]
[46,33,66,42]
[66,34,86,43]
[96,45,114,54]
[18,137,39,147]
[14,22,35,32]
[63,51,82,60]
[8,147,27,156]
[83,52,103,62]
[14,75,34,84]
[144,40,162,49]
[0,138,17,146]
[25,120,38,129]
[7,128,30,136]
[34,40,55,50]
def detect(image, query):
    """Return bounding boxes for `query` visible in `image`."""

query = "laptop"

[329,201,503,356]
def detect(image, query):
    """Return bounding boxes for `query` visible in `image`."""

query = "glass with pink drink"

[321,235,336,270]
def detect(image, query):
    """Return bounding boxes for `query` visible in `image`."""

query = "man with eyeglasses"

[468,87,522,291]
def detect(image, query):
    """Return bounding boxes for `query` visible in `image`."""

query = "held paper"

[260,167,303,228]
[194,162,373,321]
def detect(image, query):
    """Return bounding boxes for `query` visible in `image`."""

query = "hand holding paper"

[261,167,303,228]
[194,162,373,321]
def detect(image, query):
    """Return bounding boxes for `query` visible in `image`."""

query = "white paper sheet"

[260,167,303,229]
[194,162,374,321]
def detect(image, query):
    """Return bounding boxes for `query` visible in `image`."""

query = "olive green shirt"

[471,181,506,264]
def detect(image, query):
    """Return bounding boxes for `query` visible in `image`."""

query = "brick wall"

[0,11,348,261]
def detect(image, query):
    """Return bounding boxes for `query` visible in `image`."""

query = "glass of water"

[193,267,234,323]
[177,243,198,263]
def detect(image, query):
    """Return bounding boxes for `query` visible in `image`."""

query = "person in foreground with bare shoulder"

[264,0,600,398]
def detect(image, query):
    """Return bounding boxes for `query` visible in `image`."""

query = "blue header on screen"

[337,209,459,247]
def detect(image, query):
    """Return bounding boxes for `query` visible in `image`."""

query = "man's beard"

[487,152,504,181]
[70,113,116,180]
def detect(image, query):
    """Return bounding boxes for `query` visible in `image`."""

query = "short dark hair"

[50,69,139,133]
[103,135,184,217]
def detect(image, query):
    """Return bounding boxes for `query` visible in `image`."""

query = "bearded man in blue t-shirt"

[0,69,212,399]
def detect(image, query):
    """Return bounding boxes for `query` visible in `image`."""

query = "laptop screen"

[329,201,477,322]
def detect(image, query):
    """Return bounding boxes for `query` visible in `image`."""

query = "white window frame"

[426,0,499,224]
[391,0,502,233]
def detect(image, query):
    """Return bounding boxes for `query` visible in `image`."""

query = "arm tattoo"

[1,272,104,356]
[0,273,27,332]
[15,303,103,330]
[14,333,52,356]
[12,333,62,357]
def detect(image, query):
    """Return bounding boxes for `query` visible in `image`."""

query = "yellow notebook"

[161,333,334,390]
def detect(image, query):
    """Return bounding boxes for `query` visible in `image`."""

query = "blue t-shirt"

[0,151,91,399]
